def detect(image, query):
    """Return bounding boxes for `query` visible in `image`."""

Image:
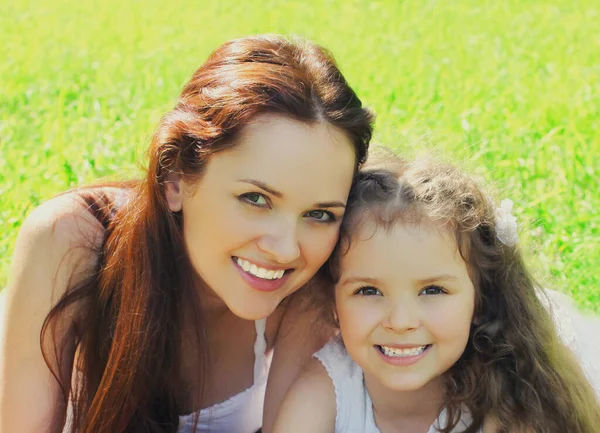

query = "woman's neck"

[364,373,446,433]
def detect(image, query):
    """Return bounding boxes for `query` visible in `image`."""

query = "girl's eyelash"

[353,286,382,296]
[420,285,447,295]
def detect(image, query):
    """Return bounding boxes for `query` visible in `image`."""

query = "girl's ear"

[164,173,183,212]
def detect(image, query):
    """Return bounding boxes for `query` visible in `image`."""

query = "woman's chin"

[226,297,281,321]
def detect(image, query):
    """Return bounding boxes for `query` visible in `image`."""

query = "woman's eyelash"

[305,209,337,223]
[239,192,269,207]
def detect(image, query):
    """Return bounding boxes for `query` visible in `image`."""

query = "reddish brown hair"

[42,34,374,433]
[323,156,600,433]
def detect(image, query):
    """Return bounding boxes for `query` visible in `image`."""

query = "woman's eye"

[240,192,268,207]
[305,209,336,222]
[354,286,382,296]
[420,285,446,296]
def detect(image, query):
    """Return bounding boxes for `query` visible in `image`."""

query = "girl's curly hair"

[321,155,600,433]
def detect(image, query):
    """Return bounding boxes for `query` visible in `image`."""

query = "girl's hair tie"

[495,199,519,246]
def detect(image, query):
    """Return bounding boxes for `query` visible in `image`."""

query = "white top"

[313,337,478,433]
[177,318,272,433]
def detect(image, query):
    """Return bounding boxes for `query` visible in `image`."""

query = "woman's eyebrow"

[238,178,283,198]
[238,178,346,209]
[315,201,346,209]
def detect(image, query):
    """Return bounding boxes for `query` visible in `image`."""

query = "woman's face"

[166,114,356,319]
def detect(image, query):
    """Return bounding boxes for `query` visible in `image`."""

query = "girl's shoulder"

[313,337,377,432]
[313,336,362,385]
[272,357,336,433]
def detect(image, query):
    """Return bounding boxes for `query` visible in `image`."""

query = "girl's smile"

[335,219,476,392]
[375,344,432,366]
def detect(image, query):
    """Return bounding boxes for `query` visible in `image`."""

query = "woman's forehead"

[196,114,357,203]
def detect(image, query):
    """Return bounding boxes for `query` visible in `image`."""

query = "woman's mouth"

[233,257,288,280]
[232,257,293,292]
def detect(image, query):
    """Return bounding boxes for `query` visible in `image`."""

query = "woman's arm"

[271,358,336,433]
[0,194,102,433]
[262,295,335,433]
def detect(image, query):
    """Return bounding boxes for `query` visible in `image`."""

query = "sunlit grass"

[1,0,598,311]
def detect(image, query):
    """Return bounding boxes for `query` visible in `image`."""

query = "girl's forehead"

[339,220,469,282]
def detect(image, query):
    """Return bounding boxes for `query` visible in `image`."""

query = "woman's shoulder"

[9,187,124,299]
[22,185,132,253]
[1,189,116,432]
[20,190,107,258]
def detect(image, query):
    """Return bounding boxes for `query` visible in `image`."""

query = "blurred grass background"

[1,0,598,311]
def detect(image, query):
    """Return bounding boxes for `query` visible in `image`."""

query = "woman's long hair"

[42,35,374,433]
[324,156,600,433]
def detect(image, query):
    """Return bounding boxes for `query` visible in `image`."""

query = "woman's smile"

[232,256,292,292]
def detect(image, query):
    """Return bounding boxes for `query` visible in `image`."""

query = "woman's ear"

[164,173,183,212]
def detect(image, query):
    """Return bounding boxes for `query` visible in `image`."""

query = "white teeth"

[379,345,428,357]
[234,257,286,280]
[256,267,267,278]
[242,260,251,272]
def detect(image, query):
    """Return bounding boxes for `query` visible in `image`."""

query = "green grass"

[1,0,598,312]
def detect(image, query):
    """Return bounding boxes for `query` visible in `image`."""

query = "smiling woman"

[164,115,356,321]
[0,35,373,433]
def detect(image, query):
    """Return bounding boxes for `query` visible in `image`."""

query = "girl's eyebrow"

[237,178,346,209]
[415,275,459,285]
[339,276,381,286]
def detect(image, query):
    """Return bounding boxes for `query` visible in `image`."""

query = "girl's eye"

[354,286,382,296]
[240,192,269,207]
[420,285,447,296]
[305,209,336,223]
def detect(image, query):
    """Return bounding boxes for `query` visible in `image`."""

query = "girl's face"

[166,114,356,320]
[335,220,475,393]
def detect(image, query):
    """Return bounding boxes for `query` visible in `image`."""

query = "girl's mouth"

[376,344,431,357]
[375,344,432,366]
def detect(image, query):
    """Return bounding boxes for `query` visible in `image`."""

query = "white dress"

[314,337,479,433]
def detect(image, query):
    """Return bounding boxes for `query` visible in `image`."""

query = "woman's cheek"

[305,226,341,266]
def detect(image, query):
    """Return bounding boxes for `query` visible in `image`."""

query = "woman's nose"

[256,218,301,264]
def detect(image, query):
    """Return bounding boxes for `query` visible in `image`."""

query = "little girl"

[272,156,600,433]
